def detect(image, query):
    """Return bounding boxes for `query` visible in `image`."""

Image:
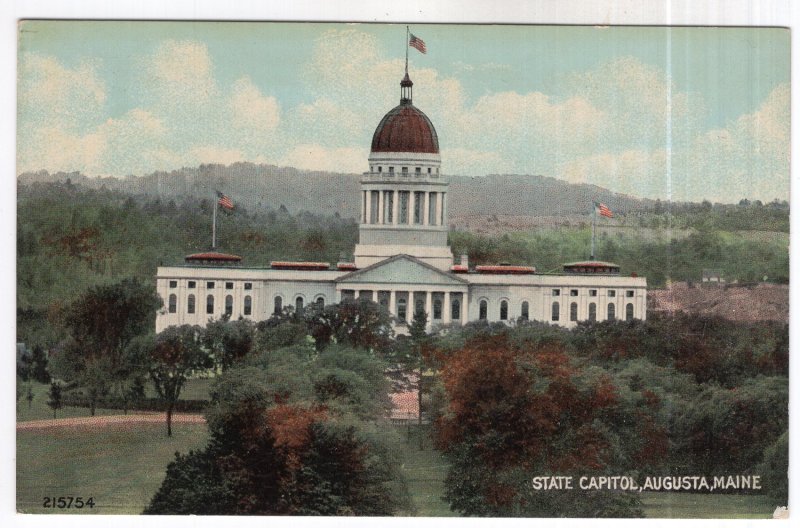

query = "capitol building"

[155,73,647,333]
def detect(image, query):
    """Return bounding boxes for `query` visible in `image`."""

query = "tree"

[56,278,161,415]
[46,381,63,419]
[29,345,51,383]
[203,318,256,371]
[145,325,213,436]
[304,299,393,351]
[25,383,34,410]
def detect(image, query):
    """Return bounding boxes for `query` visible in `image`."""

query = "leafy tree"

[758,431,788,505]
[29,345,51,383]
[142,325,213,436]
[304,299,393,351]
[203,318,256,371]
[25,383,34,410]
[46,381,63,419]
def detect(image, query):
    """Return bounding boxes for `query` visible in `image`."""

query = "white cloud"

[229,76,281,133]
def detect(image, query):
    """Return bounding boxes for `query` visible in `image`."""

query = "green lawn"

[17,423,209,514]
[393,426,452,516]
[641,491,776,519]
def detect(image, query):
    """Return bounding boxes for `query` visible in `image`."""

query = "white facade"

[155,74,647,333]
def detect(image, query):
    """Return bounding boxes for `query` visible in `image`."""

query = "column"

[360,191,366,223]
[423,192,430,225]
[443,291,451,324]
[378,191,385,225]
[392,190,399,225]
[365,190,372,224]
[389,290,396,317]
[406,291,414,325]
[425,291,432,327]
[441,192,447,225]
[408,191,415,224]
[435,192,443,226]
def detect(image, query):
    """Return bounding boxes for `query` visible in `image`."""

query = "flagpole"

[591,202,596,260]
[405,26,409,74]
[212,194,217,249]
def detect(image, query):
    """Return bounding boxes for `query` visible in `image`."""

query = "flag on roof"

[217,192,234,210]
[596,202,613,218]
[409,33,427,54]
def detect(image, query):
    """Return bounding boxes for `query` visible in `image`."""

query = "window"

[397,298,407,321]
[552,289,560,296]
[588,303,597,322]
[500,300,509,320]
[244,295,252,316]
[589,289,597,297]
[341,290,355,300]
[168,294,177,313]
[414,191,424,224]
[226,282,234,290]
[399,191,409,224]
[295,296,304,312]
[551,301,560,322]
[378,166,382,173]
[415,167,421,175]
[433,299,442,320]
[415,298,425,317]
[570,289,579,297]
[188,281,196,289]
[608,290,616,297]
[384,191,394,223]
[389,166,394,174]
[168,280,177,288]
[402,166,408,175]
[479,300,488,320]
[570,302,578,321]
[316,296,325,307]
[451,299,461,320]
[371,190,379,223]
[244,282,252,290]
[274,296,282,314]
[608,303,615,320]
[427,167,432,174]
[206,295,214,314]
[225,295,233,316]
[626,290,635,298]
[187,294,195,314]
[428,192,437,225]
[626,303,634,321]
[521,301,529,320]
[207,281,215,289]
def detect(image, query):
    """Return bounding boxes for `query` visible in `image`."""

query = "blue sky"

[17,21,789,202]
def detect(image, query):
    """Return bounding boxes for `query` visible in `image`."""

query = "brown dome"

[370,103,439,154]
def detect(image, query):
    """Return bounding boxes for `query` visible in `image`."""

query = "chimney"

[460,254,469,269]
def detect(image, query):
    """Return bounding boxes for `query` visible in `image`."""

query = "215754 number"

[42,496,95,509]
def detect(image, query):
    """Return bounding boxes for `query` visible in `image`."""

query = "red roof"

[475,265,536,274]
[270,261,330,270]
[564,261,619,268]
[185,252,242,262]
[450,264,468,273]
[371,104,439,154]
[337,262,358,271]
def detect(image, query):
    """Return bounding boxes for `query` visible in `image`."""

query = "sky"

[17,21,790,203]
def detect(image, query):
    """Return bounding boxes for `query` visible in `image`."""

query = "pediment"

[336,254,467,286]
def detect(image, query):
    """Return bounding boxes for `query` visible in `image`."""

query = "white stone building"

[155,74,647,333]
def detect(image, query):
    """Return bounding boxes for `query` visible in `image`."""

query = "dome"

[370,74,439,154]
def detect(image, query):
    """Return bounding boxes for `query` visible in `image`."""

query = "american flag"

[409,33,427,54]
[217,192,234,210]
[596,202,613,218]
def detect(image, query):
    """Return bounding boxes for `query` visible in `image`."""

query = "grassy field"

[640,492,776,519]
[17,422,209,514]
[394,427,452,516]
[17,379,214,422]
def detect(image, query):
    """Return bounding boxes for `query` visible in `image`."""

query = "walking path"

[17,413,206,430]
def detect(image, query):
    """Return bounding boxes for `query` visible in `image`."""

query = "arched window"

[316,296,325,307]
[451,299,461,320]
[295,296,304,312]
[433,299,442,320]
[500,300,508,320]
[274,296,283,315]
[187,294,195,314]
[570,302,578,321]
[551,301,560,322]
[626,303,634,321]
[521,301,529,320]
[397,298,407,321]
[168,294,177,313]
[244,295,252,316]
[206,295,214,315]
[225,295,233,316]
[415,298,425,317]
[588,303,597,322]
[607,303,615,321]
[479,300,488,320]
